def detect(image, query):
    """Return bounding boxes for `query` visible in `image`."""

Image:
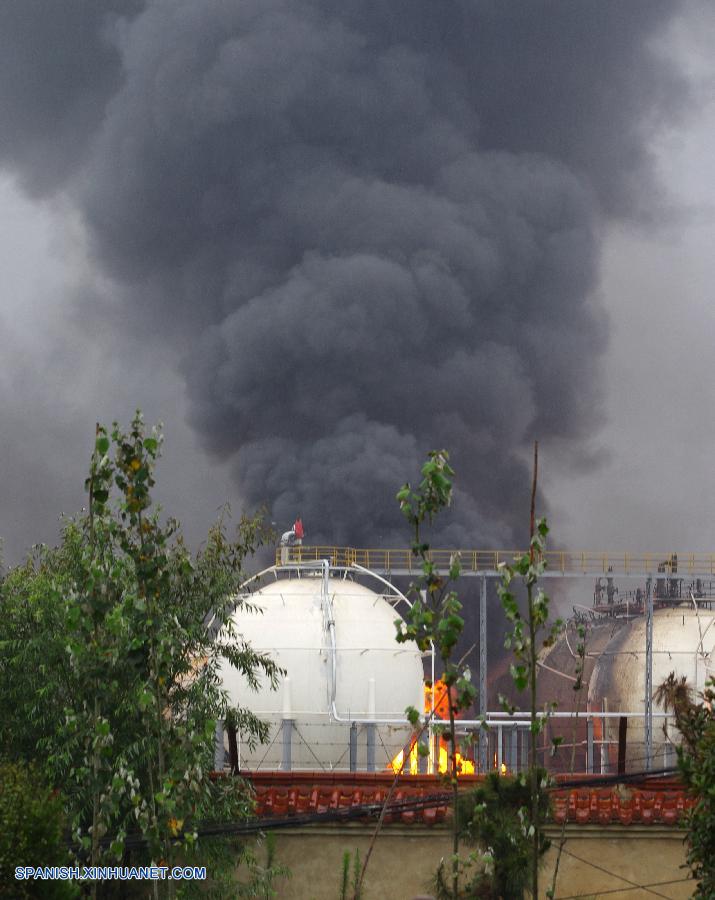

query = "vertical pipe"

[479,574,488,772]
[509,727,517,773]
[366,677,376,772]
[586,717,594,774]
[645,578,653,771]
[521,728,528,772]
[349,722,358,772]
[497,724,503,772]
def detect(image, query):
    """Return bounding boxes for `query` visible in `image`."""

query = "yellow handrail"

[275,546,715,576]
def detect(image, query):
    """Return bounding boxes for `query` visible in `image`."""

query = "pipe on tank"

[327,561,428,726]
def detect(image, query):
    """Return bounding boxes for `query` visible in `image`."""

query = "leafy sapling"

[394,450,477,899]
[497,494,563,898]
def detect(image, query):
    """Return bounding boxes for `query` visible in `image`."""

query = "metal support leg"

[601,700,608,774]
[509,727,517,773]
[479,574,488,772]
[282,720,293,772]
[497,725,503,772]
[586,717,594,774]
[366,723,376,772]
[418,740,428,774]
[214,719,225,771]
[349,721,358,772]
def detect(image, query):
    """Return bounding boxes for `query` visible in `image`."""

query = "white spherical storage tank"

[588,605,715,768]
[219,563,424,771]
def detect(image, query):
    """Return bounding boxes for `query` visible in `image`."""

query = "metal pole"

[479,574,488,771]
[366,725,375,772]
[645,578,653,771]
[509,727,517,773]
[418,739,428,774]
[367,678,376,772]
[586,717,594,774]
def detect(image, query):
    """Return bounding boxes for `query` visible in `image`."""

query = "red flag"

[293,517,304,539]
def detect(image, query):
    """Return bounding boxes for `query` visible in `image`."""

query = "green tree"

[495,442,560,899]
[356,446,557,898]
[456,771,550,898]
[0,413,284,898]
[655,672,715,897]
[393,450,477,899]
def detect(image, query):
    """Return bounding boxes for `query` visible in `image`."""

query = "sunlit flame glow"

[387,682,476,775]
[388,745,475,775]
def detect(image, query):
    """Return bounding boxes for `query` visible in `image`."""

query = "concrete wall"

[254,824,692,899]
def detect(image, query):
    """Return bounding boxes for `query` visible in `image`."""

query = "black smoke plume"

[0,1,686,547]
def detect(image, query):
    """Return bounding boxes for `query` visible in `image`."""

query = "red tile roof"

[239,772,693,828]
[551,785,694,826]
[249,772,449,825]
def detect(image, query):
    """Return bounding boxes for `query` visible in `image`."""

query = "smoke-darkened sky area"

[1,1,714,565]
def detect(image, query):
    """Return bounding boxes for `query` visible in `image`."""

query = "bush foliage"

[656,673,715,897]
[0,759,78,899]
[0,413,285,898]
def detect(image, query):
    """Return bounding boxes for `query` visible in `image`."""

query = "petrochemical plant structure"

[218,546,425,774]
[218,531,715,777]
[584,558,715,771]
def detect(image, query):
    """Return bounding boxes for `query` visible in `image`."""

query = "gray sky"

[0,2,713,566]
[544,4,715,553]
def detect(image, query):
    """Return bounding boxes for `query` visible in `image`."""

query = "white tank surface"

[589,605,715,766]
[219,563,424,771]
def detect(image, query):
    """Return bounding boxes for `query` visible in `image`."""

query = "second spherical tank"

[589,605,715,767]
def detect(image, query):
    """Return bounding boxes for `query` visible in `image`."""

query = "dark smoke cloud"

[0,1,144,195]
[0,1,687,547]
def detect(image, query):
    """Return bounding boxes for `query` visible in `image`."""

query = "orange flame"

[387,682,476,775]
[388,745,475,775]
